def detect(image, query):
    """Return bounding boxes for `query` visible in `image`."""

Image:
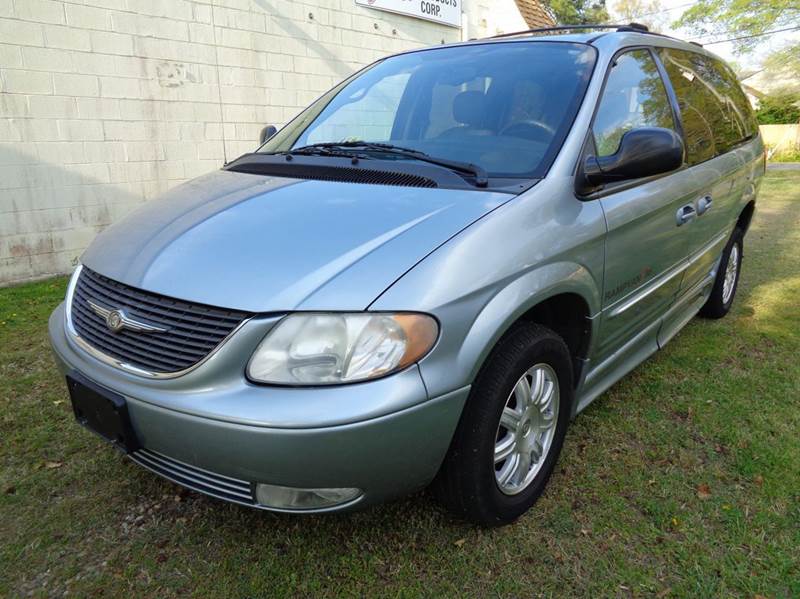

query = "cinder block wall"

[0,0,462,284]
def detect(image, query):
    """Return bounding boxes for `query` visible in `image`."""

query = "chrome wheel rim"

[722,243,739,304]
[494,363,560,496]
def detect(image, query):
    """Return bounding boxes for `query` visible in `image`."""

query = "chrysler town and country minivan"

[49,24,764,525]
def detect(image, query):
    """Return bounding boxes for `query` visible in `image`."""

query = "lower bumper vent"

[129,448,256,507]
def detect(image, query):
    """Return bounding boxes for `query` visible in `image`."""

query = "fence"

[760,124,800,158]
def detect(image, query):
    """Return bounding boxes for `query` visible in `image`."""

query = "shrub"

[756,90,800,125]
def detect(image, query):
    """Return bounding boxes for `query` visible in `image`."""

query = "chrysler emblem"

[106,310,124,332]
[86,299,169,334]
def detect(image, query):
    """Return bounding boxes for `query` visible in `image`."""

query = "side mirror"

[259,125,278,145]
[579,127,684,193]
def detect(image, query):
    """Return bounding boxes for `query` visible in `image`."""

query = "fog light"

[255,483,361,510]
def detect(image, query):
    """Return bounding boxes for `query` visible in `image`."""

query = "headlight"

[247,312,438,385]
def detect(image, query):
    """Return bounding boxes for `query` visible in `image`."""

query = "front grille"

[70,267,250,374]
[129,448,256,506]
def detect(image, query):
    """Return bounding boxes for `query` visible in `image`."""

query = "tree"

[675,0,800,54]
[755,89,800,124]
[543,0,610,25]
[610,0,668,32]
[763,45,800,83]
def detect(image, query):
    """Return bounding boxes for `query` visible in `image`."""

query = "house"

[740,65,800,108]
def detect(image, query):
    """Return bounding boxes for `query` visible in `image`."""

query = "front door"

[590,49,693,366]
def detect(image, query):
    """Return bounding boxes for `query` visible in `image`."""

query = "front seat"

[437,90,494,139]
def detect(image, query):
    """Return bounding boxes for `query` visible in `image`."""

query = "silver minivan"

[49,24,764,525]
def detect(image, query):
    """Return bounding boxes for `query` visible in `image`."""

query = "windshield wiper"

[289,141,489,188]
[280,143,363,160]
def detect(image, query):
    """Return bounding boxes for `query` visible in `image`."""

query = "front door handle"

[697,195,713,215]
[676,204,696,226]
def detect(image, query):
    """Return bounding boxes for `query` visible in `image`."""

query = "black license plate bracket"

[66,372,140,453]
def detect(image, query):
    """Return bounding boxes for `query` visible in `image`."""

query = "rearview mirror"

[579,127,684,193]
[259,125,278,145]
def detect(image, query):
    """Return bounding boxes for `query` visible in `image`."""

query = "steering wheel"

[499,119,555,143]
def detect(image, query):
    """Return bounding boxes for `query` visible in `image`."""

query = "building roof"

[514,0,556,28]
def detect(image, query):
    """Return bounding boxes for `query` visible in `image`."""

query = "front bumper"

[49,302,469,511]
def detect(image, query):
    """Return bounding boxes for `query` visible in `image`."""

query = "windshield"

[260,42,597,180]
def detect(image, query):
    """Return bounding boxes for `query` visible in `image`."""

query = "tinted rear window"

[708,56,759,138]
[658,48,756,164]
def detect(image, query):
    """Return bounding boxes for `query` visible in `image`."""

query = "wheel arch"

[515,292,592,386]
[737,199,756,235]
[458,261,600,391]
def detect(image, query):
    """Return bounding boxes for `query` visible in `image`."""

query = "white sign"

[355,0,462,28]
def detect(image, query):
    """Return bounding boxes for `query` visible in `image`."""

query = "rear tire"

[699,228,743,319]
[433,323,573,526]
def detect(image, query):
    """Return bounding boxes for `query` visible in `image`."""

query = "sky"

[610,0,800,71]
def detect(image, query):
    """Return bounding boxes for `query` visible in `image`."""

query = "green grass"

[2,171,799,598]
[768,149,800,163]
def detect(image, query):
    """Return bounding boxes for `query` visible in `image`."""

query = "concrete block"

[83,141,125,163]
[65,4,111,30]
[28,95,78,119]
[192,3,212,24]
[53,72,98,97]
[0,43,23,69]
[197,140,223,160]
[90,30,134,55]
[125,0,193,21]
[8,117,58,142]
[22,46,75,72]
[76,97,121,120]
[267,52,293,72]
[74,51,120,76]
[183,158,221,178]
[0,18,44,46]
[58,119,104,141]
[36,140,86,164]
[123,140,165,161]
[14,0,65,25]
[44,24,91,51]
[111,12,189,42]
[1,69,53,94]
[188,22,215,45]
[99,76,140,99]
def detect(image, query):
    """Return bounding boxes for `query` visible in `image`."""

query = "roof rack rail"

[488,22,649,40]
[617,22,649,32]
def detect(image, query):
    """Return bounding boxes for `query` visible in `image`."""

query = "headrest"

[452,91,486,127]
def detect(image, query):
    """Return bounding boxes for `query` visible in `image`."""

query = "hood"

[81,171,513,312]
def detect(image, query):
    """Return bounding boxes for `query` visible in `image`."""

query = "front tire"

[433,323,573,526]
[700,227,743,319]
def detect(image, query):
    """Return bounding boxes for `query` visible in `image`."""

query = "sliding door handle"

[697,195,713,215]
[676,204,696,226]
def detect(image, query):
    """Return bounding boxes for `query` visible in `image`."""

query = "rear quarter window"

[709,57,759,138]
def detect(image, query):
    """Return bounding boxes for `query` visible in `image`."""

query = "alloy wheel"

[493,363,560,495]
[722,242,739,304]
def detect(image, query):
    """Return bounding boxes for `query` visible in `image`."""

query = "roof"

[514,0,555,28]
